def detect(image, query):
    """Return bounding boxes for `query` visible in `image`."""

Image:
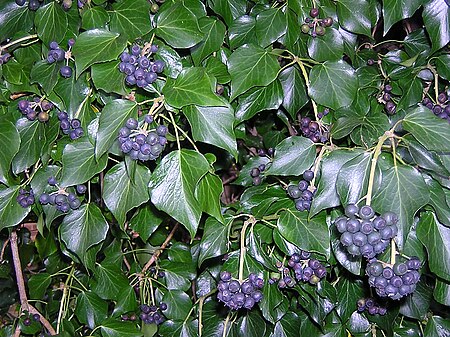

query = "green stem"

[56,265,75,334]
[239,217,255,282]
[168,110,181,150]
[310,145,327,188]
[296,58,319,120]
[159,114,200,152]
[0,34,38,52]
[365,131,389,206]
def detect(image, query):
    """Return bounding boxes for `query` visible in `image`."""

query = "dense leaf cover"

[0,0,449,336]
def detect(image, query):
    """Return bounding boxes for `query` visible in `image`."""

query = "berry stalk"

[239,217,255,283]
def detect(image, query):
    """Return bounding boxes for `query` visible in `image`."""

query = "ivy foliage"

[0,0,449,336]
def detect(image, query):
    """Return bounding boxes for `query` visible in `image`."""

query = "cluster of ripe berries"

[39,177,85,212]
[379,84,397,115]
[57,111,84,140]
[287,170,315,212]
[17,188,35,208]
[15,0,43,11]
[18,98,53,122]
[118,44,164,88]
[250,163,266,185]
[301,8,333,37]
[366,257,421,300]
[118,116,168,161]
[335,205,398,259]
[217,271,264,310]
[138,303,167,325]
[298,115,329,143]
[356,297,387,316]
[47,40,74,78]
[274,250,327,288]
[0,52,11,65]
[423,92,450,122]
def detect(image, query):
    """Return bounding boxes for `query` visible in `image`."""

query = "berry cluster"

[39,177,84,212]
[22,313,41,326]
[250,163,266,185]
[298,116,329,143]
[379,84,397,115]
[17,188,35,208]
[366,258,421,300]
[139,303,167,325]
[301,8,333,37]
[357,298,387,315]
[15,0,43,11]
[335,205,398,259]
[217,271,264,310]
[0,52,11,65]
[118,117,168,161]
[47,40,74,78]
[274,250,326,287]
[257,147,274,157]
[118,44,164,88]
[57,111,84,140]
[423,93,450,122]
[287,170,316,212]
[18,98,53,122]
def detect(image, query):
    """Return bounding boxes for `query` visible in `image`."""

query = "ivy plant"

[0,0,449,336]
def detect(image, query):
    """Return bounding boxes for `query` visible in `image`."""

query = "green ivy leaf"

[91,61,127,95]
[434,278,450,306]
[161,290,192,321]
[426,178,450,227]
[112,286,138,317]
[397,77,423,111]
[311,149,362,216]
[109,0,151,40]
[72,29,127,78]
[195,172,224,222]
[406,136,450,177]
[192,17,226,65]
[271,312,301,337]
[100,319,142,337]
[158,320,198,337]
[229,15,256,50]
[382,0,422,35]
[336,0,374,36]
[309,60,359,109]
[198,216,230,266]
[227,44,280,100]
[278,65,308,120]
[422,0,450,52]
[277,210,330,258]
[403,106,450,152]
[81,6,110,30]
[103,162,150,226]
[129,205,164,242]
[307,28,344,62]
[337,152,374,206]
[12,119,44,175]
[95,99,137,159]
[163,67,226,108]
[336,278,365,322]
[59,203,109,267]
[235,79,283,122]
[0,3,34,42]
[259,281,286,324]
[0,186,30,231]
[372,164,429,250]
[156,1,203,48]
[155,44,183,79]
[266,136,316,176]
[255,8,286,47]
[75,291,108,329]
[208,0,247,26]
[53,72,90,118]
[0,119,20,185]
[417,212,450,282]
[35,2,68,45]
[60,137,108,187]
[148,149,210,238]
[28,273,52,300]
[399,280,433,320]
[91,263,130,300]
[423,316,450,337]
[30,61,60,94]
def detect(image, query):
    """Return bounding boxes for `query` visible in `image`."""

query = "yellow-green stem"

[310,145,327,188]
[365,132,390,206]
[239,217,255,282]
[0,34,38,52]
[296,58,319,120]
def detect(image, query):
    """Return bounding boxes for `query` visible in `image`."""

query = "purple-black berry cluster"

[380,84,397,115]
[17,188,35,208]
[298,116,329,143]
[139,303,167,325]
[301,8,333,37]
[39,177,84,212]
[47,40,75,78]
[118,116,168,161]
[335,205,398,259]
[217,271,263,310]
[366,257,421,300]
[15,0,42,11]
[118,44,164,88]
[18,98,53,122]
[287,170,316,212]
[357,297,387,315]
[423,93,450,122]
[250,163,266,185]
[57,111,84,140]
[274,250,326,287]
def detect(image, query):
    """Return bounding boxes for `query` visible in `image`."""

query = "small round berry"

[23,317,32,326]
[310,8,319,17]
[76,184,87,194]
[60,66,73,78]
[303,170,314,182]
[156,124,168,136]
[359,205,375,219]
[438,92,448,104]
[126,118,138,130]
[345,204,359,218]
[384,84,392,92]
[301,24,310,34]
[315,26,325,36]
[323,17,333,27]
[48,176,58,186]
